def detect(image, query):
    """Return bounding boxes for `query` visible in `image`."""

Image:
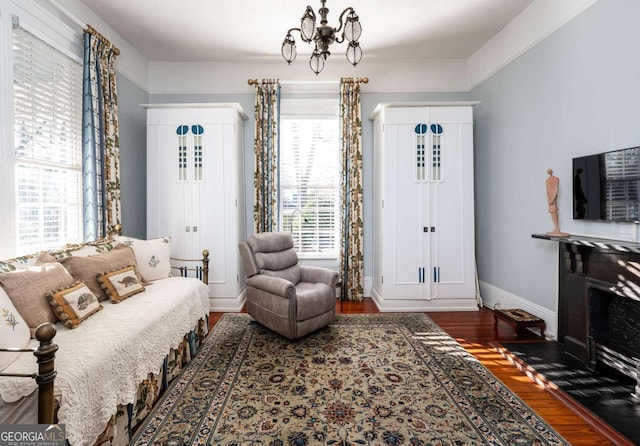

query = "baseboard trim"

[209,289,246,312]
[370,286,480,312]
[479,281,557,340]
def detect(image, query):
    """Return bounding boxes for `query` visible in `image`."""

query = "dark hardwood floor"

[209,299,631,446]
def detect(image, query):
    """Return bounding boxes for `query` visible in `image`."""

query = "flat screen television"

[573,146,640,222]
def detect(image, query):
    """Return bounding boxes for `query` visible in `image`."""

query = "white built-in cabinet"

[371,103,477,311]
[144,103,248,311]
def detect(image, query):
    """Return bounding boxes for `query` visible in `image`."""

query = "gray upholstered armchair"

[238,232,338,340]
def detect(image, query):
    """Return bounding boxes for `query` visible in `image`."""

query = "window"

[12,23,83,255]
[279,101,339,258]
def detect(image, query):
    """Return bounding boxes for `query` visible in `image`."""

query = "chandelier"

[281,0,362,75]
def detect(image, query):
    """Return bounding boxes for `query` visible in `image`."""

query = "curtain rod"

[87,25,120,55]
[47,0,120,55]
[248,77,368,86]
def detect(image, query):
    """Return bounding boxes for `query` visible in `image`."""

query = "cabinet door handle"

[185,226,191,232]
[193,226,198,232]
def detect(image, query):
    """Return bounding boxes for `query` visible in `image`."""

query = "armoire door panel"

[434,124,465,284]
[392,124,424,288]
[148,123,189,259]
[200,123,226,284]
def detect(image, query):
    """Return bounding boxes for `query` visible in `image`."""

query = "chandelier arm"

[305,6,316,21]
[287,27,314,44]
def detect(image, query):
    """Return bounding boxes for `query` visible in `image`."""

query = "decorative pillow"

[56,237,116,258]
[97,265,145,303]
[0,263,75,337]
[0,286,30,371]
[46,281,102,329]
[0,253,38,273]
[59,246,141,302]
[114,235,172,282]
[35,251,56,265]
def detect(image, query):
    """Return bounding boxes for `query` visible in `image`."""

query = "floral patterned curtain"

[339,78,365,301]
[252,79,281,233]
[82,27,120,241]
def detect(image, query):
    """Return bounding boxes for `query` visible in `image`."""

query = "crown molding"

[467,0,599,90]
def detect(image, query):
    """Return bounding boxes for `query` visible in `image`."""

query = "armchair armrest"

[300,266,339,289]
[246,274,295,299]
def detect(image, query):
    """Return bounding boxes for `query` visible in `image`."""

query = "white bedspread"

[0,277,209,446]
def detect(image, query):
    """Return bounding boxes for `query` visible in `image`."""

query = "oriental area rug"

[131,313,568,445]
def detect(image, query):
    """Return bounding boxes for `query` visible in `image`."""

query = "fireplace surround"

[533,234,640,400]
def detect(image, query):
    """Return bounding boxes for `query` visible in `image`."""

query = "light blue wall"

[470,0,640,310]
[118,73,149,239]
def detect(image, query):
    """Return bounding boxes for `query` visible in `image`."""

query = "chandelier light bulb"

[300,7,316,42]
[281,0,362,74]
[309,48,325,75]
[346,40,361,66]
[281,34,297,64]
[343,11,361,42]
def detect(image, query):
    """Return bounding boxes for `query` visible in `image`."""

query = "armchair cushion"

[247,233,301,284]
[239,243,260,277]
[295,282,334,321]
[300,266,339,289]
[261,263,301,285]
[247,231,294,254]
[246,275,295,299]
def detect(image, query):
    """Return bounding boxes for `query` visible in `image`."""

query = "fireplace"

[531,233,640,402]
[587,278,640,399]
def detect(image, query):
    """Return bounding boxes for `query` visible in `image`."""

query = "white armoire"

[144,103,247,311]
[371,103,477,311]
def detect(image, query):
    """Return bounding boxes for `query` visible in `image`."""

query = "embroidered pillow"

[56,237,116,258]
[0,287,30,371]
[0,263,75,337]
[114,235,171,282]
[0,253,38,273]
[59,246,141,301]
[97,265,145,303]
[46,281,102,329]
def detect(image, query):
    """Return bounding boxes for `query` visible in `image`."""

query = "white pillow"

[114,235,171,282]
[0,286,30,371]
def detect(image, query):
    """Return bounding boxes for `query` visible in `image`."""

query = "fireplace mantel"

[532,233,640,253]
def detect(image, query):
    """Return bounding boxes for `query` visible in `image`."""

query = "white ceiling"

[80,0,535,62]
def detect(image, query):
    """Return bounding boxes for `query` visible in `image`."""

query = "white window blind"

[280,116,339,257]
[13,23,83,255]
